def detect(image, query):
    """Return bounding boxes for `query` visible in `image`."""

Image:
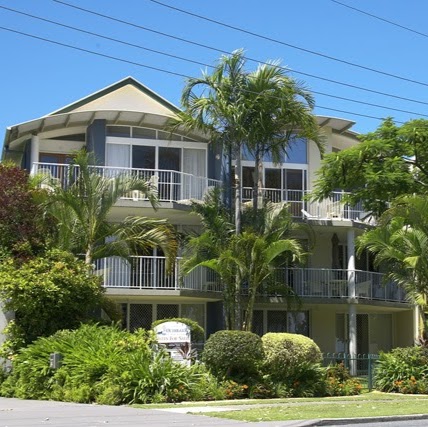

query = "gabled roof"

[49,76,181,116]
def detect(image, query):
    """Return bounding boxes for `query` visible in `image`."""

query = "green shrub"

[323,362,362,396]
[202,330,264,379]
[261,333,322,380]
[375,346,428,393]
[0,249,107,354]
[0,323,222,404]
[151,317,205,343]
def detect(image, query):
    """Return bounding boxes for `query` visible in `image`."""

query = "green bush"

[261,333,322,380]
[202,330,264,379]
[0,323,222,404]
[323,362,362,396]
[0,249,108,354]
[375,346,428,393]
[151,317,205,343]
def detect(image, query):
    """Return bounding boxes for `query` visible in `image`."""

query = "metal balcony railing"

[94,256,221,292]
[32,162,221,203]
[242,187,369,220]
[94,257,406,303]
[274,268,407,303]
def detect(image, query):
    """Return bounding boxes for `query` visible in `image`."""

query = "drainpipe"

[30,134,40,175]
[347,229,357,375]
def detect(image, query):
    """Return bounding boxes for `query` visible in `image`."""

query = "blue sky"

[1,0,428,151]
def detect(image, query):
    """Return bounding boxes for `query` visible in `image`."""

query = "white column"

[30,134,40,175]
[413,305,420,344]
[347,229,357,375]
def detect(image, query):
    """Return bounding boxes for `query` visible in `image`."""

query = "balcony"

[94,256,407,304]
[94,256,222,292]
[32,162,221,203]
[242,187,368,220]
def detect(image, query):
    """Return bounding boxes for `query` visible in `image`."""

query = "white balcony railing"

[32,163,221,203]
[242,187,368,220]
[94,257,406,303]
[34,162,369,219]
[94,256,222,292]
[275,268,407,303]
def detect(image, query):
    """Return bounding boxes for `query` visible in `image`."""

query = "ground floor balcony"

[95,256,407,304]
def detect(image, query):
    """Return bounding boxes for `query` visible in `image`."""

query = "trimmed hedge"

[262,333,322,380]
[151,317,205,343]
[202,330,264,378]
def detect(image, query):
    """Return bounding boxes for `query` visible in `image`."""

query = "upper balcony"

[34,162,370,221]
[33,162,221,203]
[94,256,407,304]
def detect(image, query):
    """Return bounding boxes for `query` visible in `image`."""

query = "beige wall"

[394,310,414,348]
[310,308,336,353]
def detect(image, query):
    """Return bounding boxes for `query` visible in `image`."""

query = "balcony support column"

[30,134,39,175]
[347,229,357,375]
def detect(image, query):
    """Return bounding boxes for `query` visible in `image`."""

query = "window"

[106,126,130,137]
[133,127,156,139]
[132,146,155,169]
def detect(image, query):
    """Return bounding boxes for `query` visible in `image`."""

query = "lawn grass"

[133,391,428,422]
[199,394,428,422]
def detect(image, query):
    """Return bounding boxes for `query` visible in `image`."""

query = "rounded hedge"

[262,333,322,379]
[201,330,264,378]
[151,317,205,343]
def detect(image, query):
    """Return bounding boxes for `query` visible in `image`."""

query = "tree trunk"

[85,245,93,266]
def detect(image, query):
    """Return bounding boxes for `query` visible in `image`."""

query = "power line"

[330,0,428,39]
[52,0,428,108]
[147,0,428,88]
[2,4,427,118]
[0,25,405,124]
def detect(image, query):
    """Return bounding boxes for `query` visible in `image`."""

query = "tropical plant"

[183,197,305,330]
[243,61,323,210]
[42,150,177,266]
[1,323,222,404]
[357,195,428,337]
[375,346,428,393]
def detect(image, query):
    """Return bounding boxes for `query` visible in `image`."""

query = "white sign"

[154,321,191,343]
[153,322,192,365]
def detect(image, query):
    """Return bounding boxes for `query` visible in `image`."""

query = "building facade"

[2,77,416,355]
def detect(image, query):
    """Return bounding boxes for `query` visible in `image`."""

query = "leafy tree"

[43,150,177,265]
[0,163,47,258]
[312,118,428,216]
[357,195,428,337]
[0,249,109,353]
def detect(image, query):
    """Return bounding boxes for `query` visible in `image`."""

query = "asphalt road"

[2,397,428,427]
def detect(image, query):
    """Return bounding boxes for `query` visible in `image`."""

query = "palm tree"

[358,194,428,338]
[43,150,177,266]
[183,197,305,330]
[244,62,324,210]
[169,49,253,235]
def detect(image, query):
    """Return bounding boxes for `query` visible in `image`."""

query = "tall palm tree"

[43,150,177,266]
[358,194,428,338]
[245,62,324,210]
[169,49,253,235]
